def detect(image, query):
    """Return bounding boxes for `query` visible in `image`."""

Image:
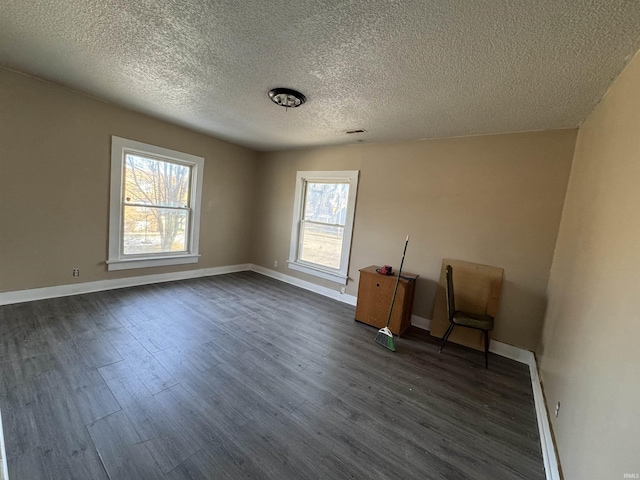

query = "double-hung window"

[107,136,204,270]
[288,171,359,284]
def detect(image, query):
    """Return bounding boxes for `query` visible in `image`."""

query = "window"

[288,170,359,284]
[107,136,204,270]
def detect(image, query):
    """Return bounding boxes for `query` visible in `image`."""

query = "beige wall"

[538,52,640,479]
[3,39,638,478]
[0,68,258,292]
[0,65,579,353]
[253,130,577,350]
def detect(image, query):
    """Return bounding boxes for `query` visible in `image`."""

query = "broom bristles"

[374,327,396,352]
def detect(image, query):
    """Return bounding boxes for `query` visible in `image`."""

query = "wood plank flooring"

[0,272,545,479]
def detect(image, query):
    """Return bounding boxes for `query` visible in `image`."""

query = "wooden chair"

[439,265,494,368]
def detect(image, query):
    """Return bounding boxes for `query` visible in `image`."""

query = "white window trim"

[288,170,359,285]
[107,136,205,271]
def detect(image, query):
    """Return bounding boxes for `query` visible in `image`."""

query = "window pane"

[304,182,350,226]
[123,206,188,255]
[299,222,344,269]
[124,154,191,207]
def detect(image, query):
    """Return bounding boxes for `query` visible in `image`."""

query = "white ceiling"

[1,1,639,151]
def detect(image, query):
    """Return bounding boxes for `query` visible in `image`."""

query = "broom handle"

[385,235,409,328]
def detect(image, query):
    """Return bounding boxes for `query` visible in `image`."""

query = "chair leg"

[439,324,455,353]
[483,330,489,369]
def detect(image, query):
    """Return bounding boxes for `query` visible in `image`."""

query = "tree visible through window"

[108,136,204,271]
[123,154,191,254]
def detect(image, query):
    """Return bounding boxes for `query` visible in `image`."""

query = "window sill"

[287,261,348,285]
[107,254,199,271]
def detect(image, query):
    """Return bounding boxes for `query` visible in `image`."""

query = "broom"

[374,235,409,352]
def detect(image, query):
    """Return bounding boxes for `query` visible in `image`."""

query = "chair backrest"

[445,264,455,322]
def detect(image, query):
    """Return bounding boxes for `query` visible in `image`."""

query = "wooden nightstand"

[354,265,418,337]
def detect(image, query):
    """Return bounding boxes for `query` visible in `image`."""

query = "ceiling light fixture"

[268,88,306,109]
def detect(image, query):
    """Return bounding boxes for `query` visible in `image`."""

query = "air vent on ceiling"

[345,129,366,134]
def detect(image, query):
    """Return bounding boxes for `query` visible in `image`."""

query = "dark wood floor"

[0,272,545,479]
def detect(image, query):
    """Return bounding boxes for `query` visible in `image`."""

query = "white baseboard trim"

[0,264,251,306]
[489,339,534,364]
[249,264,358,306]
[529,358,561,480]
[409,316,532,364]
[0,409,8,480]
[1,262,560,480]
[408,316,559,480]
[411,315,432,331]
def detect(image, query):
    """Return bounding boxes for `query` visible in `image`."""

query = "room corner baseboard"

[488,345,560,480]
[488,339,534,364]
[409,317,560,480]
[410,318,535,364]
[529,357,561,480]
[486,340,561,480]
[250,264,358,306]
[411,315,432,331]
[0,264,251,306]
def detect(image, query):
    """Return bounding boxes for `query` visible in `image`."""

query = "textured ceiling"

[1,1,640,151]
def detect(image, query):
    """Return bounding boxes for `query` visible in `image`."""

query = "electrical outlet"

[554,401,561,417]
[274,260,278,268]
[72,268,80,277]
